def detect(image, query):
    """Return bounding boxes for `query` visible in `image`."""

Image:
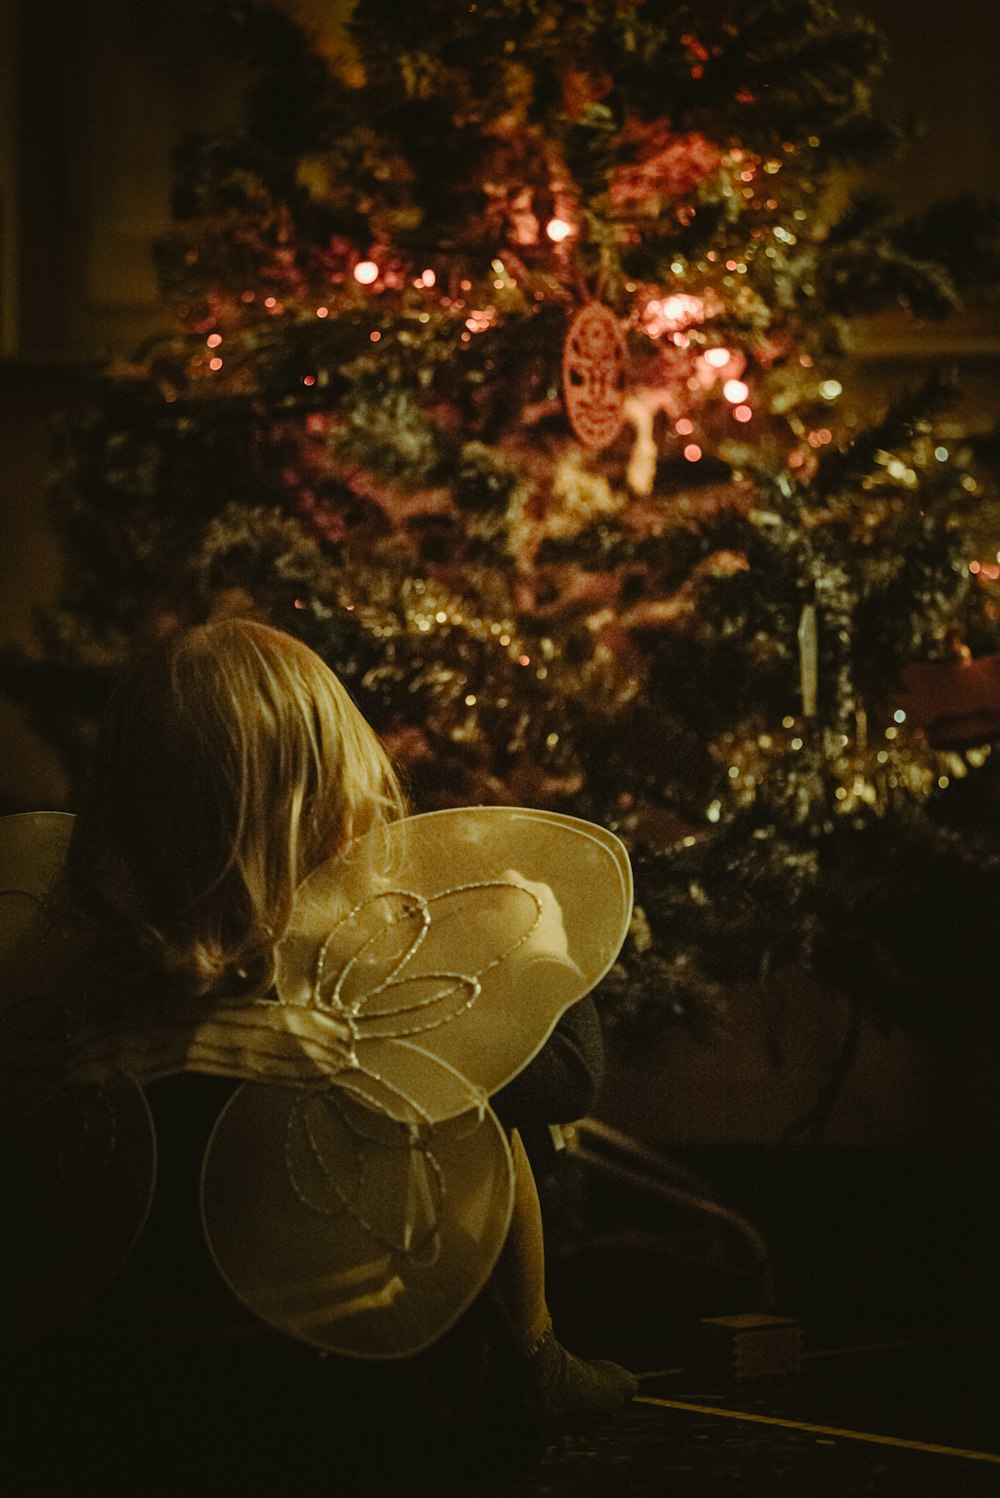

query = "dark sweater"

[491,994,604,1167]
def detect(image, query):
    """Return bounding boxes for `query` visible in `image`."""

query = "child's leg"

[489,1129,637,1427]
[489,1128,553,1353]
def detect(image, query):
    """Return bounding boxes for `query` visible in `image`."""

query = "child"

[3,619,635,1488]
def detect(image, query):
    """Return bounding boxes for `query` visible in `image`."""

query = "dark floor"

[505,1354,1000,1498]
[508,1143,1000,1497]
[6,1144,997,1496]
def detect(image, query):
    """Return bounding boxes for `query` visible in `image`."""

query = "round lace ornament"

[562,301,628,449]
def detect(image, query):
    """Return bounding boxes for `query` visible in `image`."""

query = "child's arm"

[490,995,604,1169]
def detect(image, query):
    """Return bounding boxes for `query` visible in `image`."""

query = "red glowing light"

[209,357,223,371]
[676,418,694,435]
[206,333,222,348]
[370,331,381,342]
[354,260,379,284]
[302,375,316,386]
[734,405,752,423]
[970,561,982,574]
[519,654,531,666]
[264,296,277,308]
[316,306,329,318]
[422,268,436,287]
[684,444,703,462]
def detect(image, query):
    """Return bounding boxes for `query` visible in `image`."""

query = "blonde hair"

[66,618,405,1013]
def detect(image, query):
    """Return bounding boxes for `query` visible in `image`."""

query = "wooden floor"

[501,1333,1000,1498]
[491,1142,1000,1498]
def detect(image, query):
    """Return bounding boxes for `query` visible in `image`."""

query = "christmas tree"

[9,0,1000,1074]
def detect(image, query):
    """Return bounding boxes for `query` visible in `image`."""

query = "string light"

[643,294,706,338]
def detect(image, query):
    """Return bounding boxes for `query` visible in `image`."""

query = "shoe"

[524,1326,637,1429]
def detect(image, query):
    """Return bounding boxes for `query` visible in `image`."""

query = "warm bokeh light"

[354,260,380,284]
[643,294,706,337]
[733,404,752,422]
[705,347,731,368]
[546,218,573,242]
[723,379,750,403]
[684,444,703,462]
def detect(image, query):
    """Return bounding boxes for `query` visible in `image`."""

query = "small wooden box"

[700,1313,803,1380]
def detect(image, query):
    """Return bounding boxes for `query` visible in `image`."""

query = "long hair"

[65,618,405,1014]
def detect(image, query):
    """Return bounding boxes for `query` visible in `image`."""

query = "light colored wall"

[12,0,243,360]
[0,1,20,355]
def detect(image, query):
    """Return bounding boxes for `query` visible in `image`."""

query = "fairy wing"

[201,1055,514,1360]
[2,806,632,1359]
[0,813,156,1343]
[202,807,632,1358]
[275,806,633,1116]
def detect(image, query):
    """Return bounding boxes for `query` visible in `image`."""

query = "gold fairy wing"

[276,807,633,1115]
[0,813,156,1342]
[0,811,74,902]
[1,807,632,1360]
[200,1049,513,1359]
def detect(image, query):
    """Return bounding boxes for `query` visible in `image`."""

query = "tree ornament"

[900,649,1000,746]
[797,602,818,717]
[561,302,627,451]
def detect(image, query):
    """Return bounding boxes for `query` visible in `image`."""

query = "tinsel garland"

[6,0,1000,1058]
